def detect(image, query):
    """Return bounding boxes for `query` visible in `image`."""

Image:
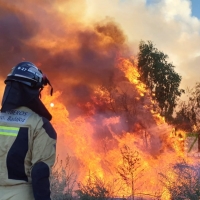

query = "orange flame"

[41,57,191,199]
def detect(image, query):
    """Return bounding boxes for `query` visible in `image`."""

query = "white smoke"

[85,0,200,90]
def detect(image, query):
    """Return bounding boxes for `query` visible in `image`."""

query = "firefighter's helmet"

[5,61,53,95]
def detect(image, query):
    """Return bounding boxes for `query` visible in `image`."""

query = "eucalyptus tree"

[138,40,184,122]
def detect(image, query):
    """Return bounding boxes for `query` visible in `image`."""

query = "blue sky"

[146,0,200,19]
[191,0,200,19]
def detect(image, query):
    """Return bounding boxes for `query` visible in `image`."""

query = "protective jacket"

[0,106,57,200]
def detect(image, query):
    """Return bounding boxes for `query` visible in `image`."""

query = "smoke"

[0,0,130,108]
[0,0,200,106]
[85,0,200,89]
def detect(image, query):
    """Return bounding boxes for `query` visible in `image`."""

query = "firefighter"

[0,62,57,200]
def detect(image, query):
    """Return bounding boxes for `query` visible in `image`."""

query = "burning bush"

[160,161,200,199]
[116,145,144,200]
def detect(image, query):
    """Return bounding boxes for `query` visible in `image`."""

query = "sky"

[191,0,200,19]
[147,0,200,18]
[0,0,200,96]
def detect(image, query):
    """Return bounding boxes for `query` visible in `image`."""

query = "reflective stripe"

[0,126,19,136]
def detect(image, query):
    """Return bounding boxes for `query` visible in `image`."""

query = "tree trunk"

[198,132,200,152]
[131,174,134,200]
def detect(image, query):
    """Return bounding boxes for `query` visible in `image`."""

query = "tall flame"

[42,57,189,199]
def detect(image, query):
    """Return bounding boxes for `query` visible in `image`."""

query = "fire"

[117,57,146,96]
[41,57,189,200]
[0,1,197,199]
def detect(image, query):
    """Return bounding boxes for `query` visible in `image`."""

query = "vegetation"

[50,155,77,200]
[173,82,200,132]
[75,173,111,200]
[160,161,200,199]
[137,40,184,122]
[116,145,144,200]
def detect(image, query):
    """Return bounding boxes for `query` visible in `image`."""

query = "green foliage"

[160,161,200,199]
[138,41,184,122]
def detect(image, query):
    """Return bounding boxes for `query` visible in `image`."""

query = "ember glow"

[50,103,54,107]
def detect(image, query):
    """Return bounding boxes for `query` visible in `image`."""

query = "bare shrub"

[75,172,122,200]
[50,155,77,200]
[160,161,200,199]
[116,145,144,200]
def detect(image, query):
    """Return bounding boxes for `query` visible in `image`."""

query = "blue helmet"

[5,61,53,95]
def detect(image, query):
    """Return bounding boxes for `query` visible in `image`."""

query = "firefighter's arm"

[31,117,57,200]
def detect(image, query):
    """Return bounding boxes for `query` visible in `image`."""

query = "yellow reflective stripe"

[0,132,18,136]
[0,126,19,136]
[0,126,19,131]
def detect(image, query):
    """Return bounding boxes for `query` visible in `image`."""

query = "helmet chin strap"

[39,87,43,99]
[47,79,53,96]
[42,74,53,96]
[38,86,53,99]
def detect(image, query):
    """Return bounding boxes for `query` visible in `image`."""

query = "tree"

[116,145,144,200]
[174,82,200,132]
[137,41,184,122]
